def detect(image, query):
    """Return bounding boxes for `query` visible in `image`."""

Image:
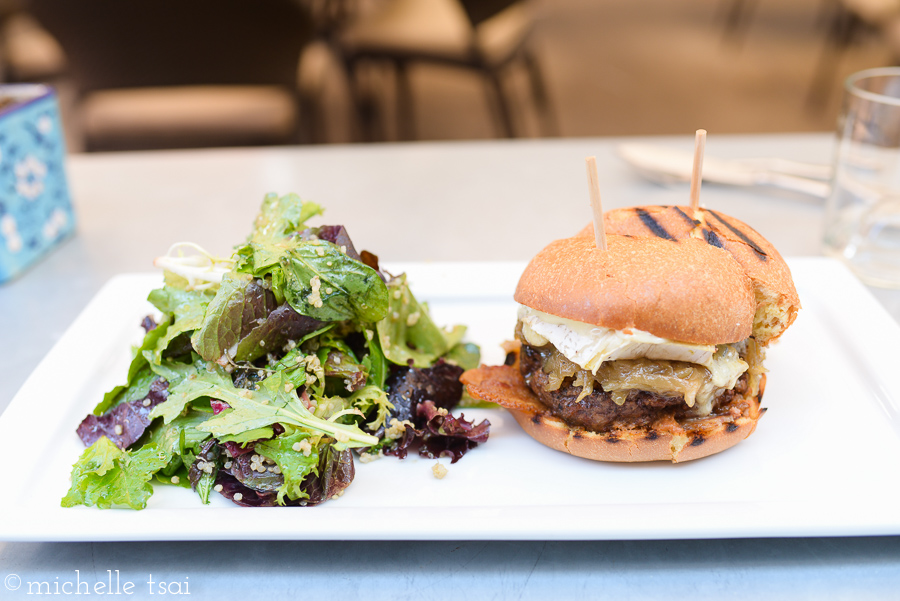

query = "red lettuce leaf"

[384,360,464,426]
[214,443,354,507]
[77,379,169,449]
[417,401,490,464]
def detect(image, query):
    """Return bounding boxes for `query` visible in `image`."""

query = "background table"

[2,133,898,599]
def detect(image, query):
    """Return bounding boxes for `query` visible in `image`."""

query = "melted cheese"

[519,306,717,371]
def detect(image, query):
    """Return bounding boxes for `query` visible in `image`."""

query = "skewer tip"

[690,130,707,212]
[585,156,607,251]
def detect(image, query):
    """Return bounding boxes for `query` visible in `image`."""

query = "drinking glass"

[824,67,900,288]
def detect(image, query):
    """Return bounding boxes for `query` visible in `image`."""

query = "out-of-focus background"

[1,0,897,151]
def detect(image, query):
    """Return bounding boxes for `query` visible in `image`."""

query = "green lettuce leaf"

[191,272,270,361]
[93,319,172,415]
[147,410,212,456]
[255,429,321,503]
[235,192,324,273]
[147,357,201,391]
[443,342,481,371]
[360,327,389,389]
[231,194,388,324]
[376,274,465,367]
[349,385,393,430]
[277,241,388,323]
[147,287,214,364]
[61,438,169,510]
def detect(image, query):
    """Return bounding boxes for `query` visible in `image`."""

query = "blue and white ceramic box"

[0,84,75,283]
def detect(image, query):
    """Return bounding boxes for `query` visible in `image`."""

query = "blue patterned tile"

[0,85,76,282]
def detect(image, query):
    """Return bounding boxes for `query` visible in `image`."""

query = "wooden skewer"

[690,129,707,212]
[585,156,607,251]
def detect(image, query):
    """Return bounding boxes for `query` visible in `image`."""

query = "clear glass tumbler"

[824,67,900,288]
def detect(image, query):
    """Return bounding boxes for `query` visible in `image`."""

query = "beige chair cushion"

[1,13,67,80]
[81,85,298,149]
[340,0,531,65]
[842,0,900,24]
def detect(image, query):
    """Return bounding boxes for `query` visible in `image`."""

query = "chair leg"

[522,49,558,137]
[807,5,861,108]
[719,0,758,46]
[395,60,416,141]
[484,68,515,138]
[345,57,376,142]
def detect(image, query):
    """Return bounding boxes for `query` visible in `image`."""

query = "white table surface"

[2,133,899,599]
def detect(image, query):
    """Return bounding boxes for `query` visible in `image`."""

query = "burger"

[461,205,799,462]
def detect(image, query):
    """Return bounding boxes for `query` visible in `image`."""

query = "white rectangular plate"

[2,259,899,541]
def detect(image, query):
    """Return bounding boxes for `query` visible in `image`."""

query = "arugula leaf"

[61,438,169,510]
[149,362,234,424]
[255,429,321,504]
[197,372,376,449]
[150,366,378,449]
[376,274,465,367]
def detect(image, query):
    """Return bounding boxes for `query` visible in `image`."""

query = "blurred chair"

[26,0,314,151]
[337,0,555,140]
[807,0,874,107]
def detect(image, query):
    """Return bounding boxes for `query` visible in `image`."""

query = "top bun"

[582,205,800,344]
[514,234,755,345]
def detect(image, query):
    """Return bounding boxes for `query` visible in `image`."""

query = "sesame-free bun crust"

[461,364,763,463]
[514,234,756,345]
[580,206,800,344]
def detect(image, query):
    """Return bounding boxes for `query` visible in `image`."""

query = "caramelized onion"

[516,319,765,416]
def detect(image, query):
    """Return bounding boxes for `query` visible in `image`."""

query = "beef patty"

[519,343,747,432]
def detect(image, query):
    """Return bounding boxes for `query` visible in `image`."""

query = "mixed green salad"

[63,193,488,509]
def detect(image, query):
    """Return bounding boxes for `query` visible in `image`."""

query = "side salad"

[62,193,489,509]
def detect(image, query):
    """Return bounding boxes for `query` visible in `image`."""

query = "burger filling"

[515,306,765,432]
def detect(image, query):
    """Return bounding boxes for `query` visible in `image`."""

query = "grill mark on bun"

[645,431,659,441]
[703,228,725,249]
[636,208,676,241]
[606,435,621,444]
[706,210,768,261]
[531,414,543,425]
[691,436,705,446]
[672,206,700,227]
[726,423,739,433]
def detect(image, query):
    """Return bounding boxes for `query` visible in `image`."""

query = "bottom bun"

[461,364,765,463]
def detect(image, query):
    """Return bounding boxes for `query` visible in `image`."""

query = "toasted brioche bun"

[514,234,756,345]
[461,363,764,463]
[578,205,800,345]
